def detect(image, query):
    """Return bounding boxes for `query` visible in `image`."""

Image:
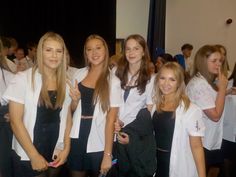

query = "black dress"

[67,83,103,172]
[12,91,61,177]
[152,110,175,177]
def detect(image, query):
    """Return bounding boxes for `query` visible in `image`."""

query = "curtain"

[147,0,166,61]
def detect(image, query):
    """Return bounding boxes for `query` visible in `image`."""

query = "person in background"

[0,36,15,177]
[175,43,194,83]
[186,45,228,177]
[67,34,122,177]
[7,37,18,61]
[0,36,17,73]
[3,32,72,177]
[24,41,38,68]
[152,62,205,177]
[154,53,176,73]
[114,34,156,177]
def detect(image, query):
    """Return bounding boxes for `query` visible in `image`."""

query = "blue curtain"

[147,0,166,61]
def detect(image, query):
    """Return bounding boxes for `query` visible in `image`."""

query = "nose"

[52,50,57,57]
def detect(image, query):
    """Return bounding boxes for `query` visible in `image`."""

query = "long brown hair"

[32,32,67,109]
[83,34,110,113]
[154,62,190,112]
[192,45,221,90]
[116,34,151,94]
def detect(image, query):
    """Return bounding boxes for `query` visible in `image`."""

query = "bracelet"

[104,152,113,158]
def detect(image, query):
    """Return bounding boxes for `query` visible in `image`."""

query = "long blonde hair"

[32,32,67,109]
[83,34,110,113]
[153,62,190,112]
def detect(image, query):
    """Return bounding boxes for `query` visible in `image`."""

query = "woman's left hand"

[50,148,69,168]
[100,154,112,175]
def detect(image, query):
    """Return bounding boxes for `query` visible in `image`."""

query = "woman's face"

[158,68,178,97]
[85,38,106,67]
[42,39,63,71]
[207,52,222,75]
[125,39,144,66]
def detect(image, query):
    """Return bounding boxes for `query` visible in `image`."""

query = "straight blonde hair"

[32,32,67,109]
[83,34,110,113]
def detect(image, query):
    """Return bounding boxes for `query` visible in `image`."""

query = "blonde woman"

[3,32,72,177]
[152,62,205,177]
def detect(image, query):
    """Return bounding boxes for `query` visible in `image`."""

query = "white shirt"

[119,74,155,126]
[0,68,14,104]
[3,68,71,160]
[70,67,122,152]
[186,73,224,150]
[5,57,17,73]
[223,79,236,142]
[152,102,205,177]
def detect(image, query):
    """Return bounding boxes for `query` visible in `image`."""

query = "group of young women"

[0,31,235,177]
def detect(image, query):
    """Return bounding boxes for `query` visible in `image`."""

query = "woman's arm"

[189,136,206,177]
[53,104,72,167]
[204,69,228,122]
[9,101,48,171]
[100,107,119,174]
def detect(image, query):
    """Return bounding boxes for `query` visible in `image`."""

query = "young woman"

[3,32,72,177]
[186,45,228,177]
[67,34,122,177]
[114,34,156,177]
[152,62,205,177]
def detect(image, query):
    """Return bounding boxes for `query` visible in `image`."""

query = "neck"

[129,63,141,76]
[43,67,56,80]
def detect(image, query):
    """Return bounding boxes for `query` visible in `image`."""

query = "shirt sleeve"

[146,74,156,105]
[3,72,27,104]
[186,105,205,137]
[187,78,215,110]
[109,72,122,107]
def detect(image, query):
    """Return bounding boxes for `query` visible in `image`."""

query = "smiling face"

[125,38,144,67]
[85,38,106,67]
[158,68,178,97]
[42,39,63,71]
[207,52,222,75]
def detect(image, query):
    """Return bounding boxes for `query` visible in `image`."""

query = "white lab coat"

[3,68,71,160]
[70,67,122,152]
[152,102,205,177]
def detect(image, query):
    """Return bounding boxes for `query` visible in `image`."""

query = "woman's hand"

[114,119,124,133]
[117,132,129,144]
[49,148,70,168]
[100,153,112,175]
[30,153,48,171]
[217,68,228,91]
[67,79,80,102]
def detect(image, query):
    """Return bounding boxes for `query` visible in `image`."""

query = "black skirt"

[67,119,103,172]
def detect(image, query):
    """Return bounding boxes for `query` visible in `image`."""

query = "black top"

[152,110,175,151]
[35,91,61,124]
[78,82,95,116]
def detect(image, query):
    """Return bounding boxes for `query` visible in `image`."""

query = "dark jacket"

[117,108,157,177]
